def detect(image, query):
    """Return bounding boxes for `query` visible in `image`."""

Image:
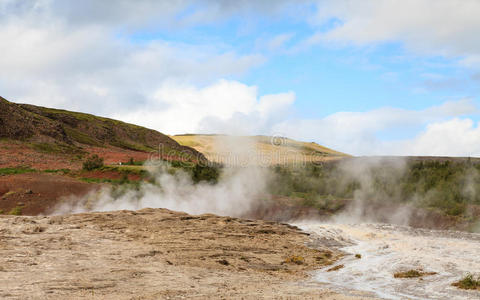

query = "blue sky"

[1,0,480,156]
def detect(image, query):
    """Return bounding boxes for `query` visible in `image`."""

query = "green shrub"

[267,160,480,221]
[192,164,220,184]
[452,274,480,290]
[82,154,104,171]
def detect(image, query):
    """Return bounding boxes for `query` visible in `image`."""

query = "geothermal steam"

[54,136,269,217]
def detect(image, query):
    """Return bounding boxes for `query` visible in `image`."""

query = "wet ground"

[298,222,480,300]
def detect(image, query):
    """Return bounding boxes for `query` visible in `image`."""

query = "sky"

[1,0,480,156]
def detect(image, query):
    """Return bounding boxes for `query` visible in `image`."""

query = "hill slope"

[0,96,205,164]
[172,134,349,165]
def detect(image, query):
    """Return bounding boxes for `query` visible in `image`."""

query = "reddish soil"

[0,141,195,171]
[0,173,98,215]
[0,142,82,170]
[82,146,201,167]
[84,146,154,166]
[80,170,142,181]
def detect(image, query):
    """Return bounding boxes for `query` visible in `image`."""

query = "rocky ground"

[0,208,374,299]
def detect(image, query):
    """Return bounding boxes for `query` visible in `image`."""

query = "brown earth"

[0,140,81,170]
[0,140,173,170]
[0,173,99,215]
[0,208,374,299]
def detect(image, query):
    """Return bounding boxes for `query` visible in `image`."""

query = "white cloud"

[311,0,480,65]
[273,98,479,156]
[405,118,480,157]
[113,80,295,135]
[0,2,265,114]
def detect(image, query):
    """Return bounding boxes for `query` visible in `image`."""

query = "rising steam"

[53,136,270,217]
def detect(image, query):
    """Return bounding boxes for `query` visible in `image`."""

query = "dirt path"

[0,208,373,299]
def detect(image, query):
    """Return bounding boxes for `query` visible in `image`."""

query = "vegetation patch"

[110,139,155,152]
[268,160,480,226]
[327,264,344,272]
[0,167,36,176]
[452,274,480,290]
[394,269,437,278]
[31,142,83,154]
[83,154,104,171]
[8,206,23,216]
[284,255,305,265]
[63,126,102,146]
[124,157,144,166]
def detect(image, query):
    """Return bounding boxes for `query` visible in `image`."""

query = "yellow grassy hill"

[171,134,349,166]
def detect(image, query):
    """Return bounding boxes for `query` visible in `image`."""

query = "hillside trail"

[298,222,480,300]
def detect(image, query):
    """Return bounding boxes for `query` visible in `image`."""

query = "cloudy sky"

[1,0,480,156]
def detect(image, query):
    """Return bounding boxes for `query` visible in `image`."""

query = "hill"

[0,96,205,168]
[171,134,349,165]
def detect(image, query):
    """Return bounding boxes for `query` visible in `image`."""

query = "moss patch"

[452,274,480,290]
[394,269,437,278]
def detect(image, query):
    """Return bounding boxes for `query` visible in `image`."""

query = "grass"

[63,126,103,146]
[394,269,437,278]
[38,106,124,124]
[123,158,145,166]
[32,105,180,154]
[452,274,480,290]
[99,165,148,177]
[79,177,114,184]
[31,142,83,154]
[0,167,74,176]
[109,139,155,152]
[0,167,36,176]
[8,206,23,216]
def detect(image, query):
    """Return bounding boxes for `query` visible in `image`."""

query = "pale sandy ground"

[0,208,375,299]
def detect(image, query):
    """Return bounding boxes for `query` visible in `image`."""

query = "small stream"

[298,223,480,300]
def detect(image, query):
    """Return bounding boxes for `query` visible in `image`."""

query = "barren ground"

[0,141,155,170]
[0,208,374,299]
[0,173,99,215]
